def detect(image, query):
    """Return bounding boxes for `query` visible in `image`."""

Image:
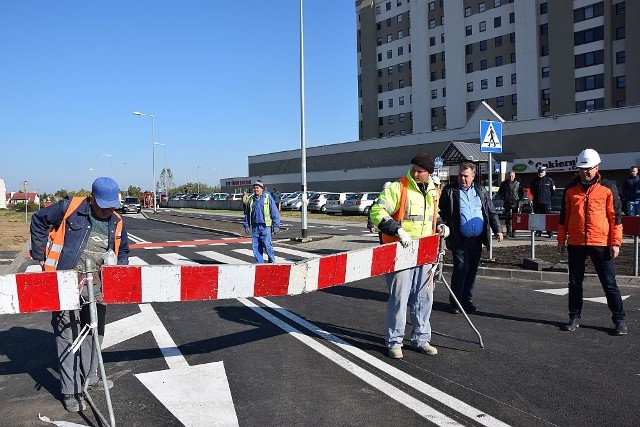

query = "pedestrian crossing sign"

[480,120,502,153]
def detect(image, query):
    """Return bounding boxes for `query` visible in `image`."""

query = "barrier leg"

[434,238,484,349]
[634,236,639,277]
[81,259,116,427]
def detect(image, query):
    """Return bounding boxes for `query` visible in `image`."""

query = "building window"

[466,44,473,54]
[467,101,475,112]
[397,13,403,23]
[465,7,472,17]
[430,71,437,81]
[399,79,405,88]
[466,25,473,36]
[387,34,393,43]
[617,100,626,107]
[431,89,438,99]
[441,51,445,60]
[541,44,549,56]
[541,66,549,78]
[616,27,625,40]
[429,1,436,11]
[388,115,395,124]
[388,66,394,75]
[481,79,488,89]
[480,59,488,70]
[377,22,381,30]
[441,33,445,43]
[616,51,626,64]
[378,100,383,110]
[431,108,438,118]
[479,2,486,13]
[430,36,436,46]
[397,0,402,6]
[443,106,447,116]
[398,46,404,56]
[377,53,382,62]
[386,1,391,11]
[575,50,604,68]
[574,3,604,23]
[388,82,394,91]
[479,21,486,32]
[399,113,406,122]
[467,82,474,92]
[494,16,501,28]
[480,40,487,51]
[575,74,604,92]
[442,87,446,97]
[386,18,392,27]
[616,76,626,88]
[540,2,547,14]
[398,95,404,106]
[378,69,383,77]
[378,117,383,125]
[542,88,550,100]
[494,0,501,6]
[388,98,394,108]
[387,50,393,59]
[377,37,382,46]
[398,30,404,39]
[509,12,515,23]
[388,131,395,136]
[616,2,625,15]
[430,53,437,64]
[495,36,502,47]
[510,32,515,43]
[496,96,504,107]
[378,85,383,94]
[429,19,436,29]
[376,5,381,15]
[576,98,604,112]
[510,52,516,63]
[511,94,517,105]
[398,63,404,72]
[442,69,446,79]
[540,23,548,35]
[496,76,504,87]
[574,26,604,46]
[511,73,516,84]
[466,62,474,73]
[495,56,503,66]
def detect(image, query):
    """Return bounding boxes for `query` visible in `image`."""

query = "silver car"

[324,193,354,215]
[341,192,379,215]
[307,192,335,213]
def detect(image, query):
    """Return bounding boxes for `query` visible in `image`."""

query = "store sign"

[513,152,640,173]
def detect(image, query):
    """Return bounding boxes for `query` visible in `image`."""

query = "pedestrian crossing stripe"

[535,288,630,304]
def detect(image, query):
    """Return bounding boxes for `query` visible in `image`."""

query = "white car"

[341,192,379,215]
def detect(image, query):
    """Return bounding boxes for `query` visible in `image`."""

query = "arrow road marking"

[102,304,239,426]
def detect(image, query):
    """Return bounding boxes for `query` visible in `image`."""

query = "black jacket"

[622,175,640,201]
[498,179,524,208]
[438,182,502,251]
[530,175,555,205]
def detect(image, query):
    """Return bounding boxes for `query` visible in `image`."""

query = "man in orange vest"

[30,177,130,412]
[370,153,449,359]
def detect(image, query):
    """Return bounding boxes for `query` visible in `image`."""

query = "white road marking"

[232,248,293,264]
[252,297,511,427]
[127,233,150,244]
[198,250,250,264]
[584,295,630,304]
[128,256,149,266]
[156,253,200,266]
[535,288,569,296]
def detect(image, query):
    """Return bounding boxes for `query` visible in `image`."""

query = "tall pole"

[299,0,308,239]
[23,180,28,223]
[133,111,157,213]
[197,165,202,194]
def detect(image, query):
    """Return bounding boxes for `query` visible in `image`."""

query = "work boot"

[462,301,477,313]
[612,321,628,336]
[62,394,86,412]
[85,378,114,391]
[448,305,461,314]
[413,343,438,356]
[388,346,403,359]
[547,232,553,238]
[561,318,580,332]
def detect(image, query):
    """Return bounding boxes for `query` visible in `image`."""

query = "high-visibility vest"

[380,177,438,244]
[43,197,123,271]
[247,194,272,227]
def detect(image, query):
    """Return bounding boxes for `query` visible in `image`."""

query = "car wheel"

[320,205,326,213]
[363,206,371,216]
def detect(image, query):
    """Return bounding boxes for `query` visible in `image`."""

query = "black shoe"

[510,232,516,238]
[462,301,477,313]
[612,321,628,336]
[448,306,461,314]
[62,394,86,412]
[547,232,553,238]
[561,318,580,332]
[535,232,542,237]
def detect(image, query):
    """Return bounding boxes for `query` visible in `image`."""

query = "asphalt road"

[1,213,638,426]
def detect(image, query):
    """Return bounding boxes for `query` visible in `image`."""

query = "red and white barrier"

[511,213,559,232]
[0,235,440,314]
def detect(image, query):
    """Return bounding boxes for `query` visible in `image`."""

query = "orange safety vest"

[380,177,438,244]
[43,197,123,271]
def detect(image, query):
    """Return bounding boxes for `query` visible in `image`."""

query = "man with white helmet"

[557,148,627,335]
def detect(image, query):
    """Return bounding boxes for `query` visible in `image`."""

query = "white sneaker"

[413,343,438,356]
[388,347,403,359]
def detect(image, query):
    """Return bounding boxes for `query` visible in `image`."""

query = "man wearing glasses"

[557,149,627,335]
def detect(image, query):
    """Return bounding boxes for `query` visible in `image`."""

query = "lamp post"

[133,111,157,213]
[23,180,29,223]
[196,165,202,194]
[99,153,113,176]
[299,0,308,239]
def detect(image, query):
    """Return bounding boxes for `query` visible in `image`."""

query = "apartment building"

[356,0,639,140]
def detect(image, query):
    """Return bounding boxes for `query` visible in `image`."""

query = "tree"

[126,185,142,198]
[159,168,175,195]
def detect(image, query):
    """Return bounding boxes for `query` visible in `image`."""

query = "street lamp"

[23,180,29,223]
[133,111,157,213]
[196,165,202,194]
[299,0,309,239]
[99,153,113,176]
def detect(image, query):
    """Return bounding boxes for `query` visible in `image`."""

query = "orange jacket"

[557,174,623,247]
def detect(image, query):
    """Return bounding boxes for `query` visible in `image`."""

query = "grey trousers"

[51,304,105,395]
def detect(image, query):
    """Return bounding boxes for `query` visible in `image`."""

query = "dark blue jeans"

[567,245,625,323]
[449,236,483,306]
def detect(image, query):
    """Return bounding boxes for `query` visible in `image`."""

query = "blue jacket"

[30,197,130,270]
[242,191,280,229]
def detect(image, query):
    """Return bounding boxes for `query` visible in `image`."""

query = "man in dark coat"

[498,171,524,238]
[530,166,555,237]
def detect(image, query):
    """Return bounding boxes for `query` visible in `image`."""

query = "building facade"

[356,0,638,139]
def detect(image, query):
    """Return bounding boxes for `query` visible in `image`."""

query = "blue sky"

[0,1,358,194]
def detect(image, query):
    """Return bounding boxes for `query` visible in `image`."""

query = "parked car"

[228,193,244,201]
[492,191,533,218]
[120,196,141,214]
[341,192,378,215]
[324,193,354,215]
[307,192,335,213]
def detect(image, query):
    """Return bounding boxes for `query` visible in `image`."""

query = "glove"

[272,227,279,235]
[396,228,412,248]
[244,228,250,235]
[437,224,450,238]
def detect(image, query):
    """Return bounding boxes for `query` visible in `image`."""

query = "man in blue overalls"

[243,180,280,263]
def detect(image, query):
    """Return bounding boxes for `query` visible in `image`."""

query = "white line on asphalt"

[232,248,293,264]
[198,251,250,264]
[254,297,511,427]
[128,256,149,265]
[238,298,463,426]
[156,253,200,266]
[127,233,150,244]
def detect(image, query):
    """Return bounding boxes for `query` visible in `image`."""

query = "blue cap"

[92,177,120,208]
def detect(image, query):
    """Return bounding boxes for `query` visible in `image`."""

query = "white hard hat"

[431,175,440,185]
[576,148,601,169]
[383,181,392,189]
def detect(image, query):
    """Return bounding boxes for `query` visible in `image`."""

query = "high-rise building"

[356,0,638,140]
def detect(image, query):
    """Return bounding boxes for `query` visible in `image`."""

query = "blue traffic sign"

[434,156,443,169]
[480,120,502,153]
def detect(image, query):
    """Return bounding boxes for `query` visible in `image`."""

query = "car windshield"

[124,197,139,203]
